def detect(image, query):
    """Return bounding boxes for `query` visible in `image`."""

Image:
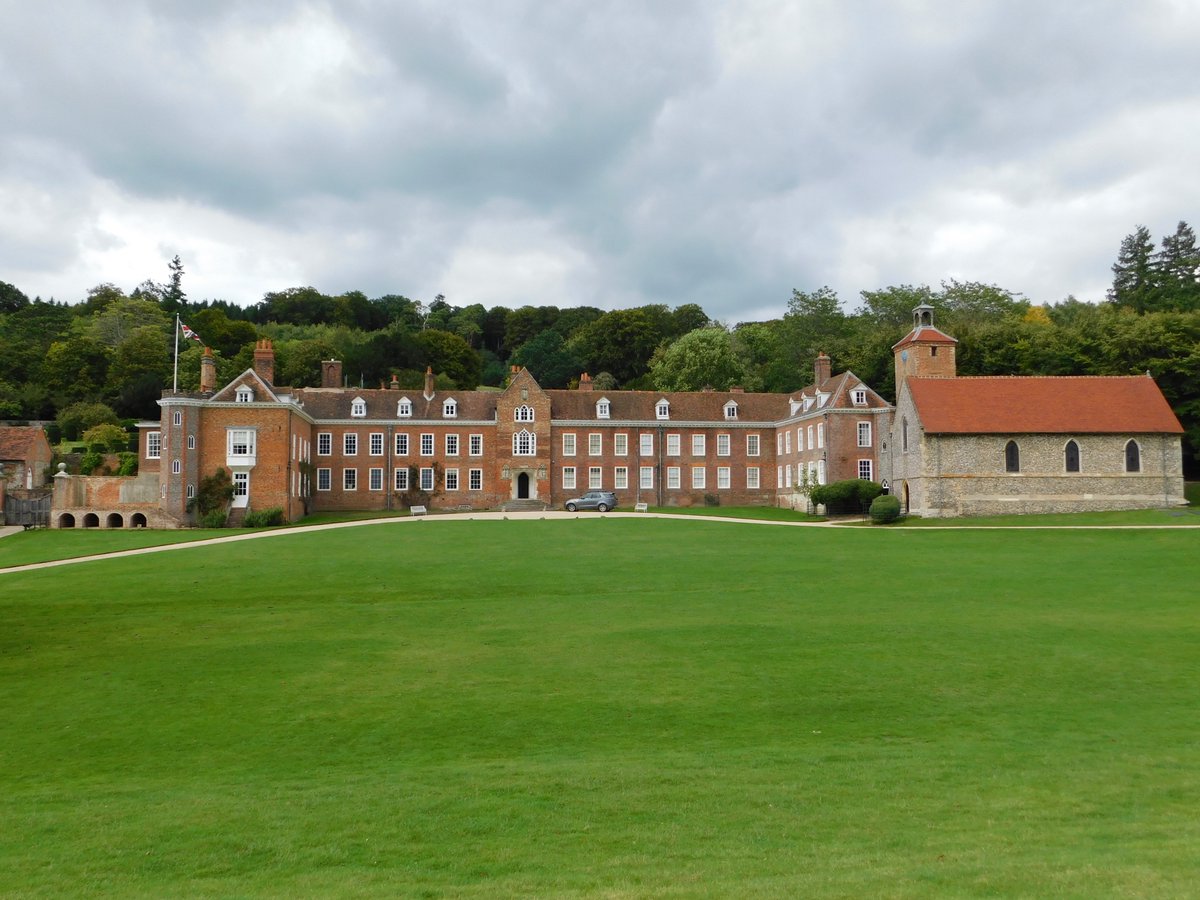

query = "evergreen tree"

[1154,221,1200,312]
[1108,225,1157,312]
[163,255,187,313]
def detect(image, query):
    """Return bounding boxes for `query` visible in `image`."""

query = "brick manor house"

[50,305,1186,526]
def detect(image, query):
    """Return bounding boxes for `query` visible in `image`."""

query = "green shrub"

[809,479,885,514]
[869,494,902,524]
[56,401,119,442]
[189,468,235,516]
[243,507,286,527]
[116,452,138,476]
[82,423,130,453]
[200,509,228,528]
[703,493,720,507]
[79,451,104,475]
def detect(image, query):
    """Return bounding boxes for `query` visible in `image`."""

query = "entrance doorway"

[517,472,530,499]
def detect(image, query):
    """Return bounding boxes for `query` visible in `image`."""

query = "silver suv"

[564,491,617,512]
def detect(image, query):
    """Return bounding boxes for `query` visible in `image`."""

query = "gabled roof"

[0,425,50,461]
[547,389,789,422]
[789,370,887,413]
[209,368,283,403]
[892,325,958,351]
[908,376,1184,434]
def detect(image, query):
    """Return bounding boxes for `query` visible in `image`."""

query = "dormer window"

[397,397,412,417]
[235,386,253,403]
[351,397,366,418]
[803,397,814,412]
[443,398,457,418]
[724,401,738,420]
[656,399,670,420]
[514,405,535,422]
[816,392,829,408]
[851,388,867,406]
[597,398,611,419]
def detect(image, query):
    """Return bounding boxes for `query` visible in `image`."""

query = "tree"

[509,330,581,388]
[162,255,187,313]
[416,329,482,389]
[42,335,112,405]
[106,325,170,408]
[90,297,171,348]
[0,280,29,313]
[857,284,937,329]
[1154,221,1200,312]
[56,401,120,441]
[566,308,669,385]
[649,327,751,391]
[1109,225,1157,313]
[669,303,711,338]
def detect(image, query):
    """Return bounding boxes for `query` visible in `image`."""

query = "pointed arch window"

[1125,439,1141,473]
[514,405,535,423]
[1064,440,1080,473]
[1004,440,1020,473]
[513,429,536,456]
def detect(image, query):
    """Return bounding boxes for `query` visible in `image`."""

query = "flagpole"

[173,313,180,393]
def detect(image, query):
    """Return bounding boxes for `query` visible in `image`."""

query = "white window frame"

[857,422,872,448]
[236,386,253,403]
[717,434,730,457]
[318,432,332,456]
[514,405,535,422]
[666,434,681,457]
[469,434,483,456]
[350,397,366,418]
[397,398,412,418]
[444,468,459,491]
[186,483,195,499]
[187,434,195,450]
[317,468,331,491]
[563,466,576,490]
[369,433,384,456]
[656,400,670,420]
[614,466,628,490]
[614,433,628,456]
[858,459,873,480]
[173,411,182,426]
[419,467,435,491]
[746,434,759,457]
[171,458,181,474]
[597,399,610,419]
[443,399,457,418]
[343,468,357,491]
[513,430,536,456]
[589,433,602,456]
[692,434,705,457]
[639,434,653,456]
[747,467,760,489]
[562,433,577,456]
[717,466,730,489]
[420,433,434,456]
[797,429,804,452]
[146,432,161,459]
[445,434,459,456]
[640,466,654,489]
[784,431,792,454]
[343,433,358,456]
[394,468,409,491]
[667,466,681,490]
[227,429,255,457]
[469,468,482,491]
[852,389,868,406]
[692,467,706,490]
[589,466,602,489]
[369,468,384,491]
[724,402,738,420]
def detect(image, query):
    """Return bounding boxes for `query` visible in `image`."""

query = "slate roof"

[908,376,1184,434]
[294,387,500,421]
[893,325,958,350]
[0,425,49,461]
[788,370,887,412]
[547,389,790,422]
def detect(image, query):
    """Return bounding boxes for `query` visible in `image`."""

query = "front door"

[232,471,250,508]
[517,472,530,499]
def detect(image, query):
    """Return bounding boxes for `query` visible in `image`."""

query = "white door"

[232,471,250,508]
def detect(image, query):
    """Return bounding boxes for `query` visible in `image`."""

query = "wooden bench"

[634,502,649,513]
[410,505,427,517]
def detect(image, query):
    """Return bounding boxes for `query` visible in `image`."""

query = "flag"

[181,322,202,342]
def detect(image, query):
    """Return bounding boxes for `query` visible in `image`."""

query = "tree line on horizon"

[2,224,1198,471]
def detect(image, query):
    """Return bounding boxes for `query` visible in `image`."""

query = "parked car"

[564,491,617,512]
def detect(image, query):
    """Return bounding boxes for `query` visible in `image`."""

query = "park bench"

[410,505,427,517]
[634,502,649,513]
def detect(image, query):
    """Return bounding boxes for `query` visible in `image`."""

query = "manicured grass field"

[2,520,1198,897]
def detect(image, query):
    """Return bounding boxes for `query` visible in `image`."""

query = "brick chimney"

[253,339,275,385]
[730,386,744,393]
[423,366,435,400]
[321,360,343,388]
[578,372,593,391]
[389,373,400,390]
[814,351,831,386]
[200,346,216,394]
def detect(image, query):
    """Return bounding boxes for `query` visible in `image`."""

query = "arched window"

[1065,440,1080,473]
[1004,440,1020,473]
[514,405,535,423]
[901,417,909,452]
[1125,439,1141,473]
[513,429,536,456]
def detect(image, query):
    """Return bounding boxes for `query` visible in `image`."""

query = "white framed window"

[808,461,817,485]
[236,386,253,403]
[395,433,409,455]
[597,399,610,419]
[785,466,792,488]
[173,411,182,426]
[562,433,577,456]
[563,466,576,490]
[370,433,384,456]
[233,472,248,497]
[692,434,705,456]
[797,428,804,452]
[146,432,161,459]
[369,468,384,491]
[469,434,483,456]
[187,434,195,450]
[777,465,783,486]
[747,467,760,489]
[317,468,331,491]
[351,397,366,418]
[692,467,706,489]
[784,431,792,454]
[171,459,181,474]
[589,466,602,489]
[228,429,255,457]
[445,468,459,490]
[397,397,412,417]
[443,398,457,418]
[852,389,867,406]
[343,468,357,490]
[817,459,826,484]
[746,434,759,457]
[445,434,459,456]
[344,433,357,456]
[640,466,654,489]
[419,467,435,491]
[777,434,783,455]
[667,466,681,490]
[858,459,873,480]
[656,399,670,419]
[717,434,730,457]
[639,434,653,456]
[857,422,872,448]
[394,468,409,491]
[318,432,332,456]
[186,483,195,499]
[469,468,482,491]
[514,430,536,455]
[614,433,628,456]
[589,433,602,456]
[717,467,730,489]
[724,401,738,420]
[614,466,628,489]
[514,405,535,422]
[807,425,814,449]
[420,433,434,456]
[667,434,681,457]
[817,424,824,448]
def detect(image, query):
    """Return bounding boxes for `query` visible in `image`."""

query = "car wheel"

[566,503,577,512]
[597,503,609,512]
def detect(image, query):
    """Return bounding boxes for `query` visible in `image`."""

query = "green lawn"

[2,521,1198,897]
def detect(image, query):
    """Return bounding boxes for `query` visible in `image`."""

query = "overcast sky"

[2,1,1199,323]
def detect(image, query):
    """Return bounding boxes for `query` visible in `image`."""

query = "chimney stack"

[578,372,593,391]
[814,351,831,386]
[200,347,216,393]
[252,339,275,385]
[389,373,400,390]
[423,366,436,400]
[321,360,343,389]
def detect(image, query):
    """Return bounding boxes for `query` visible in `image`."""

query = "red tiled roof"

[892,326,958,350]
[0,425,49,461]
[908,376,1184,434]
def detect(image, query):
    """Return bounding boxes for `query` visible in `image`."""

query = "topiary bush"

[809,479,885,515]
[869,494,902,524]
[200,509,228,528]
[243,507,286,527]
